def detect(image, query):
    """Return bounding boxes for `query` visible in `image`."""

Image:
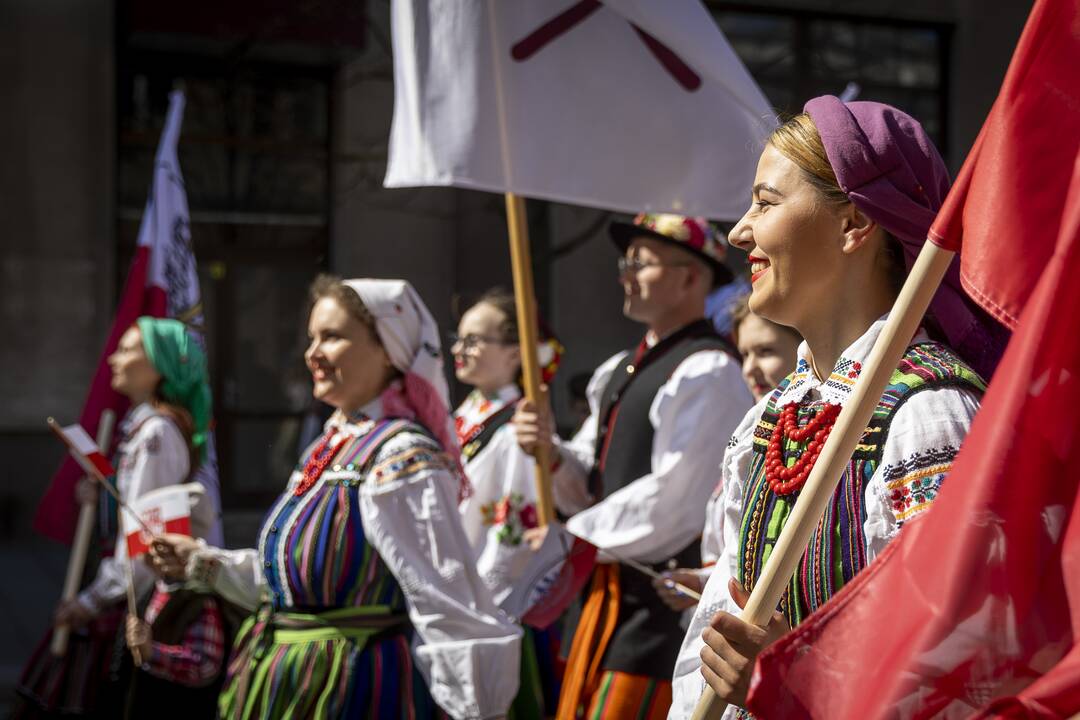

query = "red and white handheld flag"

[385,0,775,220]
[52,422,116,480]
[122,485,193,559]
[35,90,222,545]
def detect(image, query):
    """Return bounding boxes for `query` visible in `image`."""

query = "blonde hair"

[768,113,906,290]
[767,113,848,207]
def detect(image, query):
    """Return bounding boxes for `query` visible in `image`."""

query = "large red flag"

[745,0,1080,716]
[33,91,214,544]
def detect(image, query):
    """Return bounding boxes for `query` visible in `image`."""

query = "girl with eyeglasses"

[452,288,565,719]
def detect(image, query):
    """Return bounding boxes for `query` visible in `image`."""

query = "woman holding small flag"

[122,482,227,720]
[668,97,1007,718]
[453,289,565,719]
[149,276,521,720]
[16,317,212,718]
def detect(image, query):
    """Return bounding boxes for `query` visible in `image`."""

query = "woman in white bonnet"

[151,275,521,720]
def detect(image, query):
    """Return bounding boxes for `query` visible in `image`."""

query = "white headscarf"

[342,279,464,483]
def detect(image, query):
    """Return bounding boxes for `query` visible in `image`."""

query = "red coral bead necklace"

[294,432,350,496]
[765,402,842,495]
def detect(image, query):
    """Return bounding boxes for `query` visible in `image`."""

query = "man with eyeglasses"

[514,213,753,720]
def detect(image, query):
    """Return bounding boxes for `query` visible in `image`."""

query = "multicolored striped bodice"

[258,418,421,612]
[737,342,985,628]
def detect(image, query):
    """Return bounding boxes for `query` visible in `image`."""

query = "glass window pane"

[227,263,316,414]
[712,9,945,148]
[228,417,302,494]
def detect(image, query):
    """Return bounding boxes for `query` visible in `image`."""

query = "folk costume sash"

[737,342,986,628]
[556,563,620,720]
[459,402,518,463]
[221,604,410,720]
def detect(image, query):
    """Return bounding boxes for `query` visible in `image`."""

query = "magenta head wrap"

[803,96,1007,377]
[341,279,467,493]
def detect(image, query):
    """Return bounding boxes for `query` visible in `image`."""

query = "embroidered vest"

[260,418,432,612]
[737,342,986,628]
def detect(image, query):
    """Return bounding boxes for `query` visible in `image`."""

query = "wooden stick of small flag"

[51,409,116,657]
[602,548,703,601]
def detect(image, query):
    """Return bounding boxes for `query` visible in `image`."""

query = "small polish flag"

[55,422,115,478]
[123,485,192,558]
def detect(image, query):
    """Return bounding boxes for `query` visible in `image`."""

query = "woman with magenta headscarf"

[667,97,1008,718]
[17,317,215,718]
[149,276,521,720]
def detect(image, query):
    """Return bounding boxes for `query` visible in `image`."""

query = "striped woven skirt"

[582,671,672,720]
[14,604,126,717]
[510,624,564,720]
[219,606,445,720]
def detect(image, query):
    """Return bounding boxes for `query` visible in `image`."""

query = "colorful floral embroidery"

[479,492,539,546]
[632,213,724,261]
[881,446,958,522]
[888,474,944,520]
[369,446,453,485]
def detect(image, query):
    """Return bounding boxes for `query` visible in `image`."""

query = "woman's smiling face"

[451,301,520,393]
[304,296,394,414]
[728,144,847,329]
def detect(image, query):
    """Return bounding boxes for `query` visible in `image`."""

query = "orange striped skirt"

[583,670,672,720]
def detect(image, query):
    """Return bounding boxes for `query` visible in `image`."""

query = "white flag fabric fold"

[385,0,776,220]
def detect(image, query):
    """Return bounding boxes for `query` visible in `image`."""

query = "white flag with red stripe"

[55,423,116,479]
[122,485,192,558]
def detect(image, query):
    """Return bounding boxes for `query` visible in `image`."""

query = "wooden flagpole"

[482,0,556,525]
[692,241,956,720]
[122,547,142,665]
[505,192,557,526]
[51,409,116,657]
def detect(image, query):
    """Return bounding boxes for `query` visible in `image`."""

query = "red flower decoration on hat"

[632,213,722,262]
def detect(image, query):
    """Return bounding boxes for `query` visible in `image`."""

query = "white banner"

[385,0,776,220]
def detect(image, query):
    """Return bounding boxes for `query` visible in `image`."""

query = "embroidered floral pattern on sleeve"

[479,492,539,546]
[880,445,959,523]
[368,444,454,486]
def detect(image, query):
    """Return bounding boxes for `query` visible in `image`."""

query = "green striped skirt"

[219,605,444,720]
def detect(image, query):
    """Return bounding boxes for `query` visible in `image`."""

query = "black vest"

[591,319,735,676]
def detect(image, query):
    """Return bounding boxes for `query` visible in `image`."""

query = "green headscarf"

[135,317,212,461]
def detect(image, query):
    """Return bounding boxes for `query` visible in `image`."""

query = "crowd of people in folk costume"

[13,96,1007,720]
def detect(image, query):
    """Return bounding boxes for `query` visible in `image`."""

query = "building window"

[711,5,949,153]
